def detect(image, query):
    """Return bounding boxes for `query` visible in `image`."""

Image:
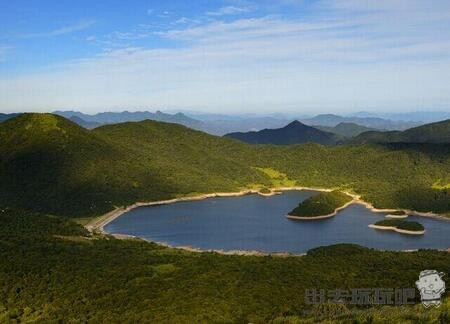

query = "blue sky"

[1,0,450,114]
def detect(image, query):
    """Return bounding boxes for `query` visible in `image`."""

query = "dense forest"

[0,114,449,218]
[0,209,448,323]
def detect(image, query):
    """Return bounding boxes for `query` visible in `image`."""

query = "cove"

[104,190,450,253]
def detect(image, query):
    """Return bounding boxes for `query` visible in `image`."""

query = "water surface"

[105,190,450,253]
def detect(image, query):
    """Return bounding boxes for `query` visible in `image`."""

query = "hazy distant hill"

[198,116,290,135]
[302,114,418,130]
[0,113,20,123]
[354,119,450,144]
[54,110,208,131]
[68,116,102,129]
[54,110,293,135]
[350,111,450,123]
[315,122,379,137]
[225,120,341,145]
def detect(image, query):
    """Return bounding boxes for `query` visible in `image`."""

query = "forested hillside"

[355,119,450,144]
[0,208,449,322]
[0,113,449,217]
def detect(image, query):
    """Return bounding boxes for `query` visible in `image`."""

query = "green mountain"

[315,122,379,137]
[355,119,450,143]
[224,120,341,145]
[1,113,449,217]
[0,113,266,216]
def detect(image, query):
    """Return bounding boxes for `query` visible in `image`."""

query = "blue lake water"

[105,190,450,253]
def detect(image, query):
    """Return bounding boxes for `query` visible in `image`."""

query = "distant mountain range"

[0,113,20,123]
[225,118,450,145]
[315,122,378,137]
[301,114,418,130]
[2,110,448,140]
[349,111,450,123]
[54,110,291,135]
[224,120,341,145]
[354,119,450,144]
[54,110,206,131]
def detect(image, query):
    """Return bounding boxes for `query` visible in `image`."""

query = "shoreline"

[109,233,306,257]
[84,186,448,255]
[368,224,426,235]
[85,189,282,234]
[85,186,450,234]
[385,214,409,219]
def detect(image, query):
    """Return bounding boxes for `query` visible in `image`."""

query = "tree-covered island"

[369,219,425,235]
[287,190,353,219]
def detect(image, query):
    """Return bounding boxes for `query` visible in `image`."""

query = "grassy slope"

[0,114,449,217]
[0,209,449,323]
[288,191,352,217]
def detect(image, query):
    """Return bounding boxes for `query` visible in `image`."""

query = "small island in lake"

[257,187,281,196]
[259,187,271,194]
[286,190,353,220]
[385,210,408,219]
[369,219,425,235]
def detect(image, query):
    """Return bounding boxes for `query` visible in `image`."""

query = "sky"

[1,0,450,114]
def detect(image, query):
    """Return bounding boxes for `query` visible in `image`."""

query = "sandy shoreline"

[368,224,426,235]
[385,214,409,219]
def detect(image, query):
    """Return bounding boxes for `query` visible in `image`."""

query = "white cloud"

[22,20,96,38]
[206,6,253,16]
[2,1,450,113]
[172,17,201,25]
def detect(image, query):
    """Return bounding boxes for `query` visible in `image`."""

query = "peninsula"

[286,190,353,220]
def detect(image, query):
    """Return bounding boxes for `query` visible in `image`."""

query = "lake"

[105,190,450,253]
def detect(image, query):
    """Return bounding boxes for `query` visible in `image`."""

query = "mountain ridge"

[354,119,450,144]
[302,113,418,130]
[315,122,379,137]
[224,120,341,145]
